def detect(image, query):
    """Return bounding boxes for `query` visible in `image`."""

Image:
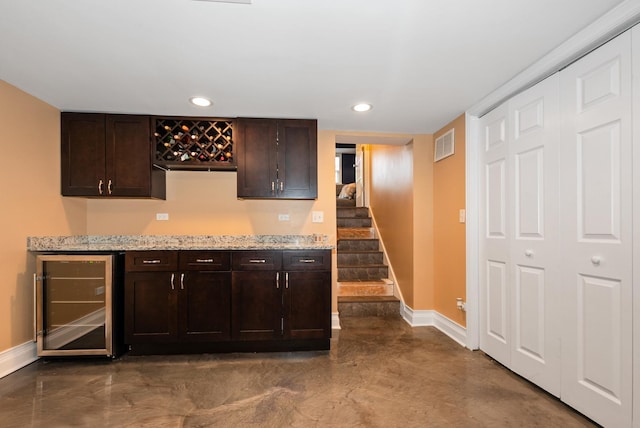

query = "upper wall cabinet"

[235,118,317,199]
[61,113,166,199]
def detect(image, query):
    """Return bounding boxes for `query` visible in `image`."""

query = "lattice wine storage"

[153,118,235,170]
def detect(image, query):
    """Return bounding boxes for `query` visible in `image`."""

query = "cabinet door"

[179,272,231,342]
[236,118,278,198]
[278,119,317,199]
[231,271,281,341]
[124,272,178,343]
[61,112,106,196]
[106,115,155,197]
[283,271,330,340]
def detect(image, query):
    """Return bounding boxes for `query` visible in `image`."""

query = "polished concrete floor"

[0,316,596,427]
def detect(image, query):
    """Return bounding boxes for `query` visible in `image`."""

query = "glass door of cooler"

[35,255,113,356]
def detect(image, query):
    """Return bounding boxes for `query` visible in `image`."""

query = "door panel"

[559,31,632,427]
[231,271,281,341]
[179,272,231,342]
[478,103,510,366]
[508,74,561,396]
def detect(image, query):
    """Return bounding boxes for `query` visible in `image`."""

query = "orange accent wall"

[0,81,87,352]
[368,135,434,310]
[433,114,466,326]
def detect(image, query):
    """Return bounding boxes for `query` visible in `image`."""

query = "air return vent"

[434,128,455,162]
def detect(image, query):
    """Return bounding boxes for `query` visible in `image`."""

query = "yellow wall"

[411,135,435,310]
[368,135,435,310]
[433,114,466,326]
[0,81,87,352]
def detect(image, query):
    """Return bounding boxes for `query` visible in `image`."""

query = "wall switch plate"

[312,211,324,223]
[278,214,290,221]
[156,213,169,221]
[459,209,466,223]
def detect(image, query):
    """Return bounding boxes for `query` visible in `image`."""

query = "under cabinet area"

[124,249,331,354]
[61,113,166,199]
[235,118,318,199]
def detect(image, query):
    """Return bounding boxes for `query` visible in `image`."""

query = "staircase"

[337,206,400,317]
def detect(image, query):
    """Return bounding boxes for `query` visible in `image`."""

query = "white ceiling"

[0,0,625,134]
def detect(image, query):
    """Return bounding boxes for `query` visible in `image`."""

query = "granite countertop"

[27,235,334,252]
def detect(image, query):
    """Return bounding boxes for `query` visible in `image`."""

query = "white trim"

[465,113,480,350]
[433,312,467,348]
[331,312,341,330]
[400,304,468,348]
[400,304,434,326]
[468,0,640,117]
[0,341,37,379]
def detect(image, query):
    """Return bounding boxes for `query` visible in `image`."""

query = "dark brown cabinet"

[124,251,231,346]
[61,113,166,199]
[236,118,317,199]
[231,250,331,344]
[124,249,331,354]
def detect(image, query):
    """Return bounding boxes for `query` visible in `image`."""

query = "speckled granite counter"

[27,235,333,252]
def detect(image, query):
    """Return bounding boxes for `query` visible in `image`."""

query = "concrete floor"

[0,316,596,427]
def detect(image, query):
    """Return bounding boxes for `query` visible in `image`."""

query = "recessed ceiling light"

[352,103,372,112]
[189,96,212,107]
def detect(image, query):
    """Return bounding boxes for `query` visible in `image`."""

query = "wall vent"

[434,128,455,162]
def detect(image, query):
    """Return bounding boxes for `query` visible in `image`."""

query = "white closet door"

[479,103,511,366]
[508,74,561,396]
[559,31,632,428]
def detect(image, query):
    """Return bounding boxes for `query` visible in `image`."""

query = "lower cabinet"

[124,249,331,354]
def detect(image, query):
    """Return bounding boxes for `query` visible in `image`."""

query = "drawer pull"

[299,259,316,263]
[142,259,162,264]
[195,259,214,263]
[249,259,266,263]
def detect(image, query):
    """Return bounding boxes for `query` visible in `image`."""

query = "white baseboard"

[331,312,341,330]
[401,304,435,326]
[401,303,467,348]
[433,312,467,348]
[0,341,37,379]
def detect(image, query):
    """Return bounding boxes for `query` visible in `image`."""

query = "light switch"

[312,211,324,223]
[459,209,466,223]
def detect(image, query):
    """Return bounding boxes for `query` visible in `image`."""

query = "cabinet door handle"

[180,273,185,290]
[285,272,289,289]
[170,273,175,290]
[195,258,214,263]
[142,259,162,264]
[98,179,104,195]
[271,181,275,194]
[108,179,113,195]
[249,259,266,263]
[279,181,284,192]
[299,259,316,263]
[276,272,280,289]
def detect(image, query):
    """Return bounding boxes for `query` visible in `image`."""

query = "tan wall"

[369,143,416,307]
[0,81,87,352]
[433,114,466,326]
[86,129,338,310]
[411,135,435,310]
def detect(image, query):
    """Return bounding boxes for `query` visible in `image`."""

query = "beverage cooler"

[33,254,124,357]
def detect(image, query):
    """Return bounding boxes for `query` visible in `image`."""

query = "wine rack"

[153,117,235,170]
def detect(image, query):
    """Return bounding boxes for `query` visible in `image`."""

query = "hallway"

[0,316,595,427]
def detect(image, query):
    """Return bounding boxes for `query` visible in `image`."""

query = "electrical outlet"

[278,214,290,221]
[156,213,169,221]
[312,211,324,223]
